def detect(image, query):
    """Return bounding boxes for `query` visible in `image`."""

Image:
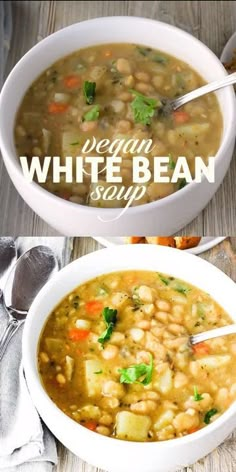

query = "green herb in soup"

[38,270,236,442]
[15,44,222,207]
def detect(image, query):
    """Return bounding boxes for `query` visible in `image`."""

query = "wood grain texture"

[54,237,236,472]
[0,1,236,235]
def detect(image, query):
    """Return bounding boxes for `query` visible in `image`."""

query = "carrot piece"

[84,421,97,431]
[192,342,210,356]
[59,190,72,201]
[104,50,112,57]
[48,102,69,114]
[64,75,81,89]
[85,300,103,315]
[188,427,199,434]
[173,110,190,124]
[68,328,90,341]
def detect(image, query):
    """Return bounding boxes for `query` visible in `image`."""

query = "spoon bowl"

[0,245,58,360]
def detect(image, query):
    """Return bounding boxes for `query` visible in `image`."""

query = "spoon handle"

[172,71,236,110]
[0,318,22,360]
[190,324,236,345]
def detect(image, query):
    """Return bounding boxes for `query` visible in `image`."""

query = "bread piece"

[145,237,176,247]
[174,237,201,250]
[125,237,144,244]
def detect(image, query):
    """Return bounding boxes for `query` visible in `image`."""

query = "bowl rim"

[22,244,236,450]
[0,16,236,215]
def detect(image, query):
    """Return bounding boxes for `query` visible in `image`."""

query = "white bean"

[102,380,125,399]
[101,345,119,360]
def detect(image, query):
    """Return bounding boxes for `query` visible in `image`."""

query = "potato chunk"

[85,360,105,397]
[116,411,151,441]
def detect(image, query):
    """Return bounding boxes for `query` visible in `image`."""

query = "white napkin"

[0,237,71,471]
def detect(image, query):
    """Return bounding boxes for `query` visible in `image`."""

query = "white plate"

[220,31,236,63]
[94,237,226,255]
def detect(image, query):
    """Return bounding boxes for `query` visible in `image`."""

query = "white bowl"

[0,17,235,235]
[22,244,236,472]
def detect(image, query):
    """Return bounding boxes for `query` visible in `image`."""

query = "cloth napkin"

[0,237,71,471]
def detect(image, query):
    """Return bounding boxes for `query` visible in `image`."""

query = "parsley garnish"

[137,46,152,56]
[193,386,203,401]
[158,273,171,286]
[83,105,100,122]
[178,178,187,190]
[70,141,80,146]
[98,307,117,346]
[204,408,218,424]
[83,80,96,105]
[168,154,176,170]
[152,54,168,64]
[119,354,153,386]
[94,370,103,375]
[129,89,161,125]
[172,282,191,295]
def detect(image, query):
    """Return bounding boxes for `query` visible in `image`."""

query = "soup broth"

[38,270,236,442]
[15,43,222,207]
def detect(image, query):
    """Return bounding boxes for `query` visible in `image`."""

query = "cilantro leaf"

[83,105,100,122]
[98,307,117,346]
[152,54,168,64]
[193,386,203,401]
[168,154,176,170]
[204,408,218,424]
[119,354,153,386]
[172,281,191,295]
[178,178,187,190]
[158,273,172,286]
[129,89,161,125]
[83,80,96,105]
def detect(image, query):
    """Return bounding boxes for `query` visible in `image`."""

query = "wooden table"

[55,236,236,472]
[1,1,236,236]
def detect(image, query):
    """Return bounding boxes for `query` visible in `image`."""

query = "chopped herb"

[193,386,203,401]
[97,286,109,297]
[94,370,103,375]
[132,287,143,307]
[172,281,191,295]
[83,80,96,105]
[119,354,153,386]
[178,178,187,190]
[176,73,185,89]
[197,303,206,320]
[152,54,168,64]
[129,89,161,126]
[70,141,80,146]
[72,295,79,309]
[98,307,118,346]
[168,154,176,170]
[137,46,152,56]
[204,408,218,424]
[158,273,171,286]
[83,105,100,122]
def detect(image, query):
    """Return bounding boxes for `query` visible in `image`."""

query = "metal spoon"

[161,71,236,114]
[190,324,236,345]
[0,237,16,296]
[0,245,58,360]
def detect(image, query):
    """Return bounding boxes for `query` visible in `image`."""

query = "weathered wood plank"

[0,1,235,235]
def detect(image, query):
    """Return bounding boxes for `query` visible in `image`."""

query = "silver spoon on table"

[0,245,58,360]
[0,237,16,295]
[161,71,236,114]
